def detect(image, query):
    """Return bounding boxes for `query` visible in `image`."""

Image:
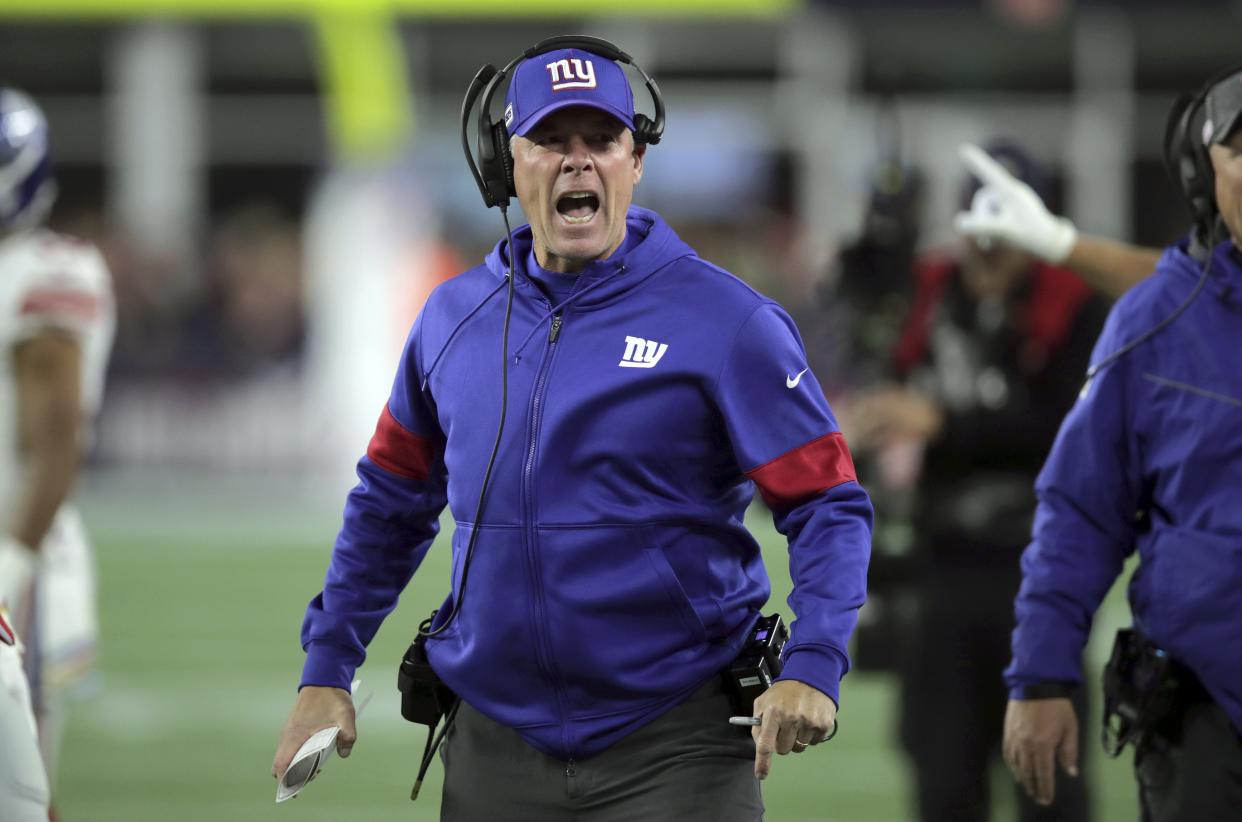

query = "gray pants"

[440,678,764,821]
[1136,698,1242,822]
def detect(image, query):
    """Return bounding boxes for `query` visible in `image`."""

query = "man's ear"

[632,142,646,185]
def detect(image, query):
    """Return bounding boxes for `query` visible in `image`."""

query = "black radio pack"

[398,613,458,727]
[397,612,460,800]
[725,613,789,715]
[1101,628,1184,757]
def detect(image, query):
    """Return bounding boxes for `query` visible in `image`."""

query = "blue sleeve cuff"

[299,641,359,691]
[775,644,847,709]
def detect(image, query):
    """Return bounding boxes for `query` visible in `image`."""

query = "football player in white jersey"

[0,87,115,821]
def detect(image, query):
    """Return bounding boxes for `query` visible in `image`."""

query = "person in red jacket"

[845,141,1105,822]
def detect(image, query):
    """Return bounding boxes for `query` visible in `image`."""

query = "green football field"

[54,473,1140,821]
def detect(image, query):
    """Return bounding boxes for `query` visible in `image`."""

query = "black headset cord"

[407,205,516,798]
[420,204,516,640]
[1084,228,1216,383]
[410,698,462,800]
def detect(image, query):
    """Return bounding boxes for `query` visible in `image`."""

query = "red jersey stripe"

[746,432,858,510]
[367,405,438,481]
[20,289,100,320]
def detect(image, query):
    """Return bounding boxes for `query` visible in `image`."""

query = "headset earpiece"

[493,121,515,199]
[475,100,515,208]
[1162,64,1242,254]
[633,113,657,146]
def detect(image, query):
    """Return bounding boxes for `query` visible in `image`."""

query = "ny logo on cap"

[546,58,597,91]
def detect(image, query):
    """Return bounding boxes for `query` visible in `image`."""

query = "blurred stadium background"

[3,0,1238,819]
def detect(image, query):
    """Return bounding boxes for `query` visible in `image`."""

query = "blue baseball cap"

[504,48,636,137]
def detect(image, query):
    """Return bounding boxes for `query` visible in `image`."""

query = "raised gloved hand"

[0,535,37,615]
[954,143,1078,264]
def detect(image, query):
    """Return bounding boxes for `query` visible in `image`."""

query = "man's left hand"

[750,680,837,780]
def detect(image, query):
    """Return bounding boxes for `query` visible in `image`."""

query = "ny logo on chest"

[618,335,668,369]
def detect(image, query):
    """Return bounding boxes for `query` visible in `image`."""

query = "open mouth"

[556,191,600,225]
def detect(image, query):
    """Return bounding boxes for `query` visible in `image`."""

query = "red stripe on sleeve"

[367,405,438,481]
[20,289,100,321]
[0,611,14,646]
[745,432,858,510]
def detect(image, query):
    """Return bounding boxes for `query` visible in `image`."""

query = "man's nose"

[561,135,594,173]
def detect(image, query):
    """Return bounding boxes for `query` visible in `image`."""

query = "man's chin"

[547,237,611,267]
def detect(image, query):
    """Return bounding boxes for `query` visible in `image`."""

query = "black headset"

[1084,65,1242,381]
[1162,63,1242,260]
[460,35,666,210]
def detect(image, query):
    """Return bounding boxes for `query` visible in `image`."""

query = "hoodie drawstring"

[421,278,508,391]
[509,268,625,363]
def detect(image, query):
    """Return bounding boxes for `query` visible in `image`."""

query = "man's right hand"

[272,686,357,780]
[1002,697,1080,806]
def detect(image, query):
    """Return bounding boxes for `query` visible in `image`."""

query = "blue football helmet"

[0,88,56,231]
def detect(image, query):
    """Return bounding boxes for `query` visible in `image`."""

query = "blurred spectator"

[799,154,924,673]
[841,141,1105,822]
[48,207,189,379]
[807,159,924,395]
[180,203,304,378]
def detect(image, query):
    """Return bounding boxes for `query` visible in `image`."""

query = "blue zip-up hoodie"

[1006,238,1242,733]
[300,207,873,760]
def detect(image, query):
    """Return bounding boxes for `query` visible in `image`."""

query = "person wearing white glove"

[955,143,1162,298]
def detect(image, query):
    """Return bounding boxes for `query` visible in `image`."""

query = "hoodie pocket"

[537,527,713,715]
[426,525,471,638]
[645,546,709,644]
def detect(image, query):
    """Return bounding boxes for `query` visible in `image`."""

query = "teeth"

[558,191,598,224]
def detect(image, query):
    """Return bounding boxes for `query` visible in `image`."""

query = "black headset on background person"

[1085,64,1241,381]
[1162,62,1242,262]
[460,34,666,210]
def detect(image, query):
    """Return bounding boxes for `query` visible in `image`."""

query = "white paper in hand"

[276,679,373,803]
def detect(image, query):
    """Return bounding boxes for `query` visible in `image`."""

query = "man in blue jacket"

[1002,68,1242,819]
[272,39,872,820]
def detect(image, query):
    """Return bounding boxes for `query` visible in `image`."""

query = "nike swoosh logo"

[786,368,809,389]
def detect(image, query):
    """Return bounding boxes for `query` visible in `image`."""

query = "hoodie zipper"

[521,309,574,758]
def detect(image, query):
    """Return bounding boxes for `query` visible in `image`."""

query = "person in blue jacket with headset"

[272,36,872,821]
[999,67,1242,819]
